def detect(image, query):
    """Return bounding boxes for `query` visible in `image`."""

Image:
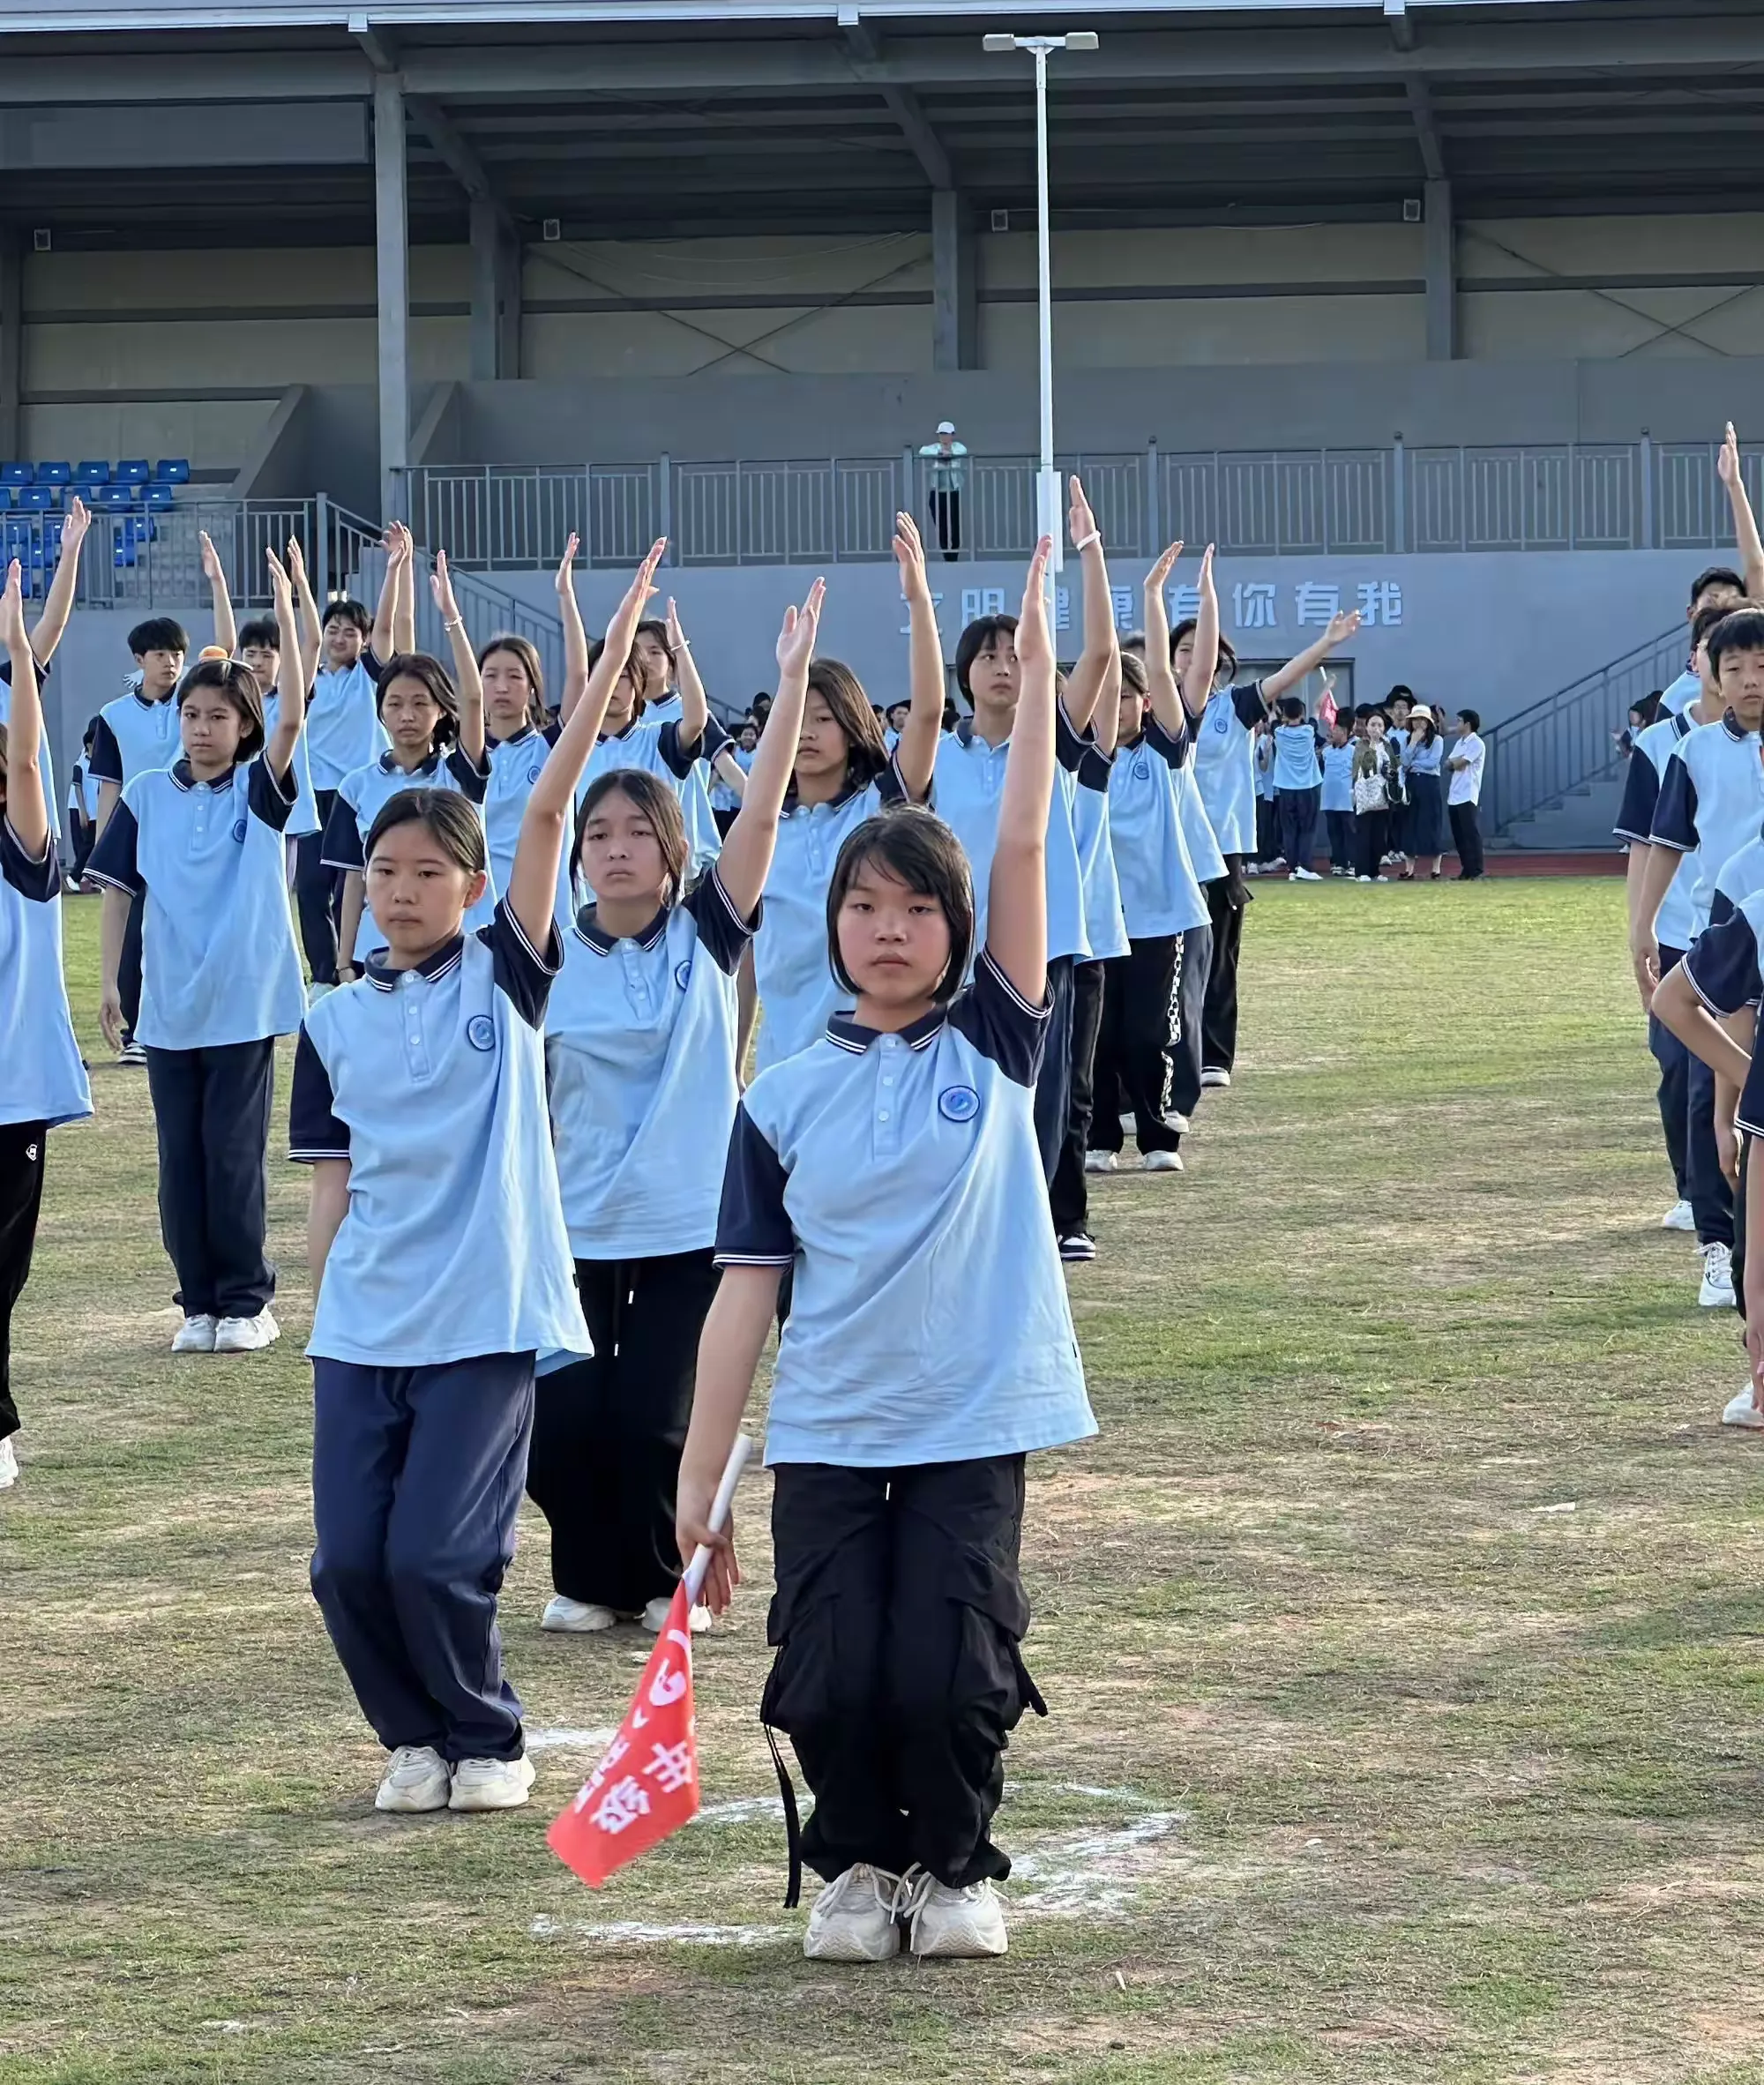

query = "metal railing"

[396,440,1763,567]
[1483,620,1691,837]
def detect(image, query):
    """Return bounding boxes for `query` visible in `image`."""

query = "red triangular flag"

[548,1582,701,1886]
[1317,687,1338,729]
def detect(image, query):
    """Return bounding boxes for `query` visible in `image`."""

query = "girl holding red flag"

[676,538,1095,1964]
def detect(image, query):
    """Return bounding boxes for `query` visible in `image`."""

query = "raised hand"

[286,537,309,587]
[892,510,931,599]
[1144,539,1185,594]
[1017,536,1053,668]
[553,531,579,596]
[0,557,25,648]
[1720,422,1741,486]
[430,547,461,625]
[612,541,668,641]
[383,519,413,567]
[1324,608,1363,648]
[664,594,688,654]
[198,529,225,585]
[775,578,826,676]
[1068,474,1099,549]
[60,496,90,553]
[265,545,294,602]
[1197,542,1215,590]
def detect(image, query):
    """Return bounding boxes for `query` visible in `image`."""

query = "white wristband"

[1073,530,1101,551]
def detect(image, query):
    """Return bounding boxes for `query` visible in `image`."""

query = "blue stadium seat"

[75,460,111,489]
[153,459,191,484]
[116,459,150,486]
[35,462,71,486]
[1,463,33,488]
[17,485,57,512]
[92,483,138,512]
[0,488,11,512]
[144,482,177,511]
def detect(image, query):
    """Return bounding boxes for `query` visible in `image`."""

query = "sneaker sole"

[375,1785,451,1813]
[449,1759,537,1812]
[804,1932,901,1963]
[910,1929,1008,1960]
[1699,1289,1736,1309]
[541,1613,617,1633]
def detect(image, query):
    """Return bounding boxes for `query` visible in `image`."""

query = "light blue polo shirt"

[1661,665,1701,717]
[1272,722,1321,790]
[304,651,388,791]
[85,755,305,1050]
[931,707,1089,967]
[546,871,756,1259]
[323,746,496,962]
[753,763,909,1074]
[1712,833,1764,920]
[0,819,92,1130]
[717,949,1095,1469]
[1649,714,1764,933]
[484,725,552,900]
[290,904,590,1368]
[1615,711,1697,953]
[89,689,180,790]
[1191,683,1267,857]
[1073,747,1129,963]
[566,717,723,918]
[1172,761,1225,886]
[0,660,60,841]
[1320,741,1355,813]
[643,691,684,724]
[1107,718,1209,941]
[263,688,320,839]
[1683,883,1764,1017]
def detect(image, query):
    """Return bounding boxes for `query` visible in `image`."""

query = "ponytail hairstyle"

[803,659,890,796]
[375,652,462,750]
[476,634,548,731]
[176,655,267,761]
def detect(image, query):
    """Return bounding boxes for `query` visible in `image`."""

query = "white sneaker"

[1292,866,1323,881]
[1357,875,1373,883]
[117,1041,147,1066]
[1141,1148,1185,1172]
[171,1313,217,1353]
[541,1594,617,1633]
[641,1595,711,1635]
[803,1864,904,1962]
[903,1873,1008,1960]
[213,1307,280,1354]
[1662,1199,1695,1233]
[1700,1241,1736,1307]
[375,1743,450,1813]
[1163,1111,1191,1132]
[448,1752,536,1812]
[1722,1386,1764,1429]
[1200,1068,1231,1090]
[1084,1149,1117,1173]
[0,1437,16,1489]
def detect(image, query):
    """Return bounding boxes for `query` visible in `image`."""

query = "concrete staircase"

[1488,770,1627,853]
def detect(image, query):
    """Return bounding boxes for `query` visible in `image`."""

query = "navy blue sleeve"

[445,745,491,803]
[542,718,563,747]
[1145,714,1191,770]
[483,897,561,1028]
[1709,888,1737,930]
[683,866,759,975]
[1650,755,1698,852]
[1684,910,1763,1015]
[0,817,61,902]
[361,646,386,680]
[1232,682,1269,729]
[319,790,365,871]
[699,713,732,761]
[1613,749,1661,844]
[246,753,298,832]
[84,796,142,893]
[1077,744,1112,793]
[714,1104,796,1267]
[1054,699,1089,774]
[656,720,695,779]
[1738,1047,1764,1137]
[289,1027,350,1162]
[0,654,48,688]
[87,714,123,785]
[946,948,1050,1088]
[876,753,909,807]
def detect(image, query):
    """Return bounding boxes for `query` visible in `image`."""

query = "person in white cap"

[919,421,970,561]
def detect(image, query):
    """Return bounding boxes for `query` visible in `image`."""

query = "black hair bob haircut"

[375,652,462,748]
[364,788,487,876]
[176,656,268,762]
[236,615,281,656]
[826,804,974,1006]
[1707,608,1764,675]
[953,614,1018,703]
[572,767,691,908]
[128,615,191,659]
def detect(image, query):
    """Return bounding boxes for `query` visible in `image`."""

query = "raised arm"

[715,580,824,918]
[985,538,1055,1007]
[664,596,709,749]
[284,538,320,699]
[555,533,589,725]
[890,511,945,803]
[1,561,49,860]
[430,550,484,766]
[505,540,665,947]
[262,550,305,783]
[370,522,409,661]
[1182,545,1221,717]
[1719,422,1764,602]
[29,497,90,669]
[1262,608,1362,706]
[1093,648,1123,756]
[200,529,237,655]
[1060,476,1119,736]
[1141,540,1186,735]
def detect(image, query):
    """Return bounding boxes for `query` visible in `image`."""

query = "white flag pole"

[682,1435,753,1606]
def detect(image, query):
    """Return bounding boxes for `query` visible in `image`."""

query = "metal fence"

[395,440,1763,569]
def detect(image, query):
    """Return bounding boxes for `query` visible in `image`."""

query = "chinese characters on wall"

[932,579,1405,637]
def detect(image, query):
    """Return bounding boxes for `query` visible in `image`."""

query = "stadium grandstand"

[3,0,1762,843]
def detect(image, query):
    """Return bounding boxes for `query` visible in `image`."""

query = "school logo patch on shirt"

[938,1084,980,1124]
[1132,756,1151,781]
[231,818,248,842]
[528,761,544,785]
[674,959,692,990]
[466,1013,497,1051]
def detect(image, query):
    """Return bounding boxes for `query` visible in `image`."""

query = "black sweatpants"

[1355,809,1390,880]
[295,788,343,984]
[1449,798,1485,879]
[145,1037,277,1319]
[119,887,144,1041]
[1325,810,1354,874]
[1165,921,1213,1125]
[1275,785,1321,875]
[0,1120,48,1442]
[527,1249,721,1614]
[1093,937,1182,1155]
[1050,959,1104,1237]
[1651,944,1692,1203]
[766,1455,1043,1891]
[1030,953,1076,1186]
[1201,857,1247,1078]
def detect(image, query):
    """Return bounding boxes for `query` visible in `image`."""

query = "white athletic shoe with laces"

[1700,1240,1736,1307]
[1291,866,1323,881]
[1141,1148,1185,1172]
[641,1596,711,1635]
[213,1307,280,1354]
[541,1594,617,1633]
[171,1313,217,1353]
[900,1870,1009,1959]
[1722,1386,1764,1430]
[1661,1198,1695,1233]
[0,1437,17,1489]
[1200,1068,1231,1090]
[1084,1150,1117,1173]
[374,1743,451,1813]
[448,1752,536,1812]
[803,1864,905,1962]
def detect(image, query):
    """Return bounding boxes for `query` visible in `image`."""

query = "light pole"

[983,27,1098,576]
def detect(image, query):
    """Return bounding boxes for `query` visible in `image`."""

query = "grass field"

[6,876,1764,2085]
